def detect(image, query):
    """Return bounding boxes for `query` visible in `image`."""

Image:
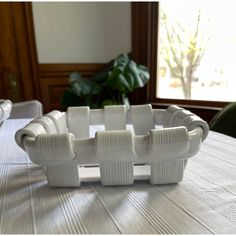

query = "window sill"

[151,98,229,123]
[152,98,229,110]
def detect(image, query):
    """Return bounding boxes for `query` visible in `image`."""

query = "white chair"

[9,100,43,119]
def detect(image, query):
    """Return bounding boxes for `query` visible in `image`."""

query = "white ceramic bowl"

[0,100,12,126]
[15,104,209,187]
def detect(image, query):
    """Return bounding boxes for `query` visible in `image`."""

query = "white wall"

[32,2,131,63]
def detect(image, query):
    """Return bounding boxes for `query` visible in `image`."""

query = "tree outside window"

[158,1,236,102]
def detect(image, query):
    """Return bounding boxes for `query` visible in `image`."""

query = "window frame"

[131,2,229,112]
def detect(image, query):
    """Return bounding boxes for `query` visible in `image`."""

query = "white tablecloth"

[1,119,236,234]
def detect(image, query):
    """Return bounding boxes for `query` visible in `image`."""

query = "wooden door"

[0,3,21,101]
[0,2,40,102]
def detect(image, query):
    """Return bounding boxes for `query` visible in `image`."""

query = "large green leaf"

[69,72,102,97]
[69,72,91,96]
[107,69,132,93]
[91,59,114,83]
[113,54,129,68]
[61,88,84,107]
[107,54,150,93]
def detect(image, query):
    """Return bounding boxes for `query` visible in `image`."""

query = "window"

[131,2,229,110]
[158,1,236,102]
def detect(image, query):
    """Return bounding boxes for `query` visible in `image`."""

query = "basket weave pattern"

[15,104,209,187]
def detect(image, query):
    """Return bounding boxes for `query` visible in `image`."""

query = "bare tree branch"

[160,9,208,99]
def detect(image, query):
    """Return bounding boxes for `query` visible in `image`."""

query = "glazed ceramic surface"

[15,104,209,187]
[0,100,12,126]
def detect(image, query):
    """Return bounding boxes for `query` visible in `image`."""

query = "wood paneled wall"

[0,3,40,102]
[39,63,105,113]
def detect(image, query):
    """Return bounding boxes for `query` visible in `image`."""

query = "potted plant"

[61,53,150,109]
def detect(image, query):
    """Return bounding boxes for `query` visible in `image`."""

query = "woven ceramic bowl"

[15,104,208,187]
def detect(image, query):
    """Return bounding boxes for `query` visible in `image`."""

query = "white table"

[1,119,236,234]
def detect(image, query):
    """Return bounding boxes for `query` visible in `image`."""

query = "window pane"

[158,1,236,101]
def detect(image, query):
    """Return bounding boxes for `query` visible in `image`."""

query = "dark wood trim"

[152,102,221,124]
[131,2,158,104]
[39,63,105,78]
[146,3,159,103]
[10,3,40,101]
[154,98,229,109]
[0,2,21,100]
[152,98,228,123]
[38,63,106,112]
[24,3,41,100]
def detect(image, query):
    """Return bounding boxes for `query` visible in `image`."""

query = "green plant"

[61,54,150,109]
